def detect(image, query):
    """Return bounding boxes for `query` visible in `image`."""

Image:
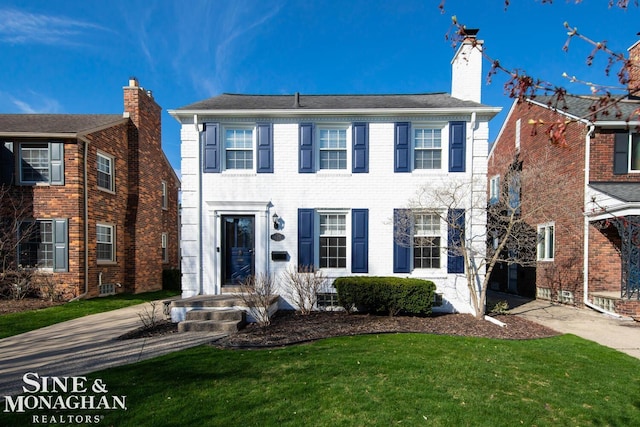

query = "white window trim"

[489,175,500,202]
[411,122,448,173]
[97,223,116,264]
[161,181,168,210]
[97,151,115,193]
[161,232,168,263]
[316,208,350,271]
[18,142,50,185]
[316,124,351,173]
[222,124,255,173]
[537,222,555,261]
[412,211,446,272]
[17,219,54,270]
[628,133,640,173]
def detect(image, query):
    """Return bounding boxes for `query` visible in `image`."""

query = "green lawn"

[0,290,179,339]
[2,333,639,426]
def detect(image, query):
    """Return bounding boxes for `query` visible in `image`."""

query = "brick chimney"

[628,40,640,97]
[451,28,483,103]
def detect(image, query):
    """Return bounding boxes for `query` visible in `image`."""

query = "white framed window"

[224,127,254,170]
[413,213,441,269]
[537,223,555,261]
[489,175,500,204]
[319,212,347,268]
[161,181,168,209]
[97,224,115,263]
[20,143,50,183]
[18,220,53,268]
[97,152,114,191]
[161,232,168,263]
[318,127,348,170]
[413,127,442,170]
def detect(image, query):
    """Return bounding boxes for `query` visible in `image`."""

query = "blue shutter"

[351,209,368,273]
[203,123,220,173]
[298,209,315,270]
[447,209,465,274]
[256,122,273,173]
[614,132,629,175]
[53,219,68,272]
[352,123,369,173]
[394,122,410,172]
[0,142,14,184]
[448,121,466,172]
[393,208,411,273]
[299,123,314,173]
[49,142,64,185]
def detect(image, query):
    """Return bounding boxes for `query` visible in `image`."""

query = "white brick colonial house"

[170,32,501,315]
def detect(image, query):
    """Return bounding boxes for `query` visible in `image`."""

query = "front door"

[222,215,255,286]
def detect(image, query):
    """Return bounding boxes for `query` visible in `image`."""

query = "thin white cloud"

[0,8,108,46]
[8,90,63,113]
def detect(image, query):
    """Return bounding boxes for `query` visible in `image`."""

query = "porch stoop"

[170,294,280,331]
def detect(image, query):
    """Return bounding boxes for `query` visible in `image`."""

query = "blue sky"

[0,0,637,176]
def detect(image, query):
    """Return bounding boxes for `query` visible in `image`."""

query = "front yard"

[2,333,639,426]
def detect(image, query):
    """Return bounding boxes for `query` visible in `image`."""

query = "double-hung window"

[319,128,347,170]
[17,219,68,271]
[319,213,347,268]
[224,128,253,170]
[19,221,53,268]
[414,128,442,170]
[18,142,64,185]
[97,152,114,191]
[97,224,115,263]
[161,181,168,209]
[537,223,555,261]
[161,232,168,263]
[413,213,441,269]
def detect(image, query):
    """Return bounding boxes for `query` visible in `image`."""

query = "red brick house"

[0,78,180,299]
[488,40,640,317]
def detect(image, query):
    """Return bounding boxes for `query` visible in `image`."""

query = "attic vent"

[294,92,300,108]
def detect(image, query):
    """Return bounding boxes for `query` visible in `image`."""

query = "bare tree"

[239,273,277,328]
[281,265,326,315]
[397,149,581,318]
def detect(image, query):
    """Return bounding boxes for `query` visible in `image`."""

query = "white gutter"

[194,114,204,296]
[169,107,503,120]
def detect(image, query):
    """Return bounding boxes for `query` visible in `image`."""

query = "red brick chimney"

[628,40,640,97]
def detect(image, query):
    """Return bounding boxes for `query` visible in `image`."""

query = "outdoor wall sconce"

[273,213,280,230]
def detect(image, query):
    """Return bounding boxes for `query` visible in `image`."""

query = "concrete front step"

[185,308,244,321]
[178,318,246,333]
[171,295,246,309]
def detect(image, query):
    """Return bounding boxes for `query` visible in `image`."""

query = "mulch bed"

[0,298,64,314]
[212,310,560,349]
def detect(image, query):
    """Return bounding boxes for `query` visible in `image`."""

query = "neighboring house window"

[161,181,168,209]
[318,127,347,170]
[298,208,368,273]
[631,133,640,171]
[413,213,441,269]
[319,213,347,268]
[97,224,115,262]
[224,128,253,170]
[414,127,442,170]
[161,232,168,263]
[18,142,64,185]
[489,175,500,204]
[97,152,114,191]
[508,172,521,213]
[537,223,555,261]
[17,219,68,271]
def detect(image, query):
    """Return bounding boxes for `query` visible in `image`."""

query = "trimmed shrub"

[162,269,181,291]
[334,276,436,316]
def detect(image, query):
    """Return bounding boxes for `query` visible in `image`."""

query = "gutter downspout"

[581,125,622,318]
[70,135,90,301]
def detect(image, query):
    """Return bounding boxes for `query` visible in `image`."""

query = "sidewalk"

[492,291,640,360]
[0,303,223,398]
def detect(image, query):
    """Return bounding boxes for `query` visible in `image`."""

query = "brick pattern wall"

[488,101,587,305]
[588,225,621,293]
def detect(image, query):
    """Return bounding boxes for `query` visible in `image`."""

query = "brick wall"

[488,101,587,304]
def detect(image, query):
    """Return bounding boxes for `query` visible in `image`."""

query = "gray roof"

[176,92,492,111]
[0,114,125,135]
[589,182,640,202]
[529,95,640,123]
